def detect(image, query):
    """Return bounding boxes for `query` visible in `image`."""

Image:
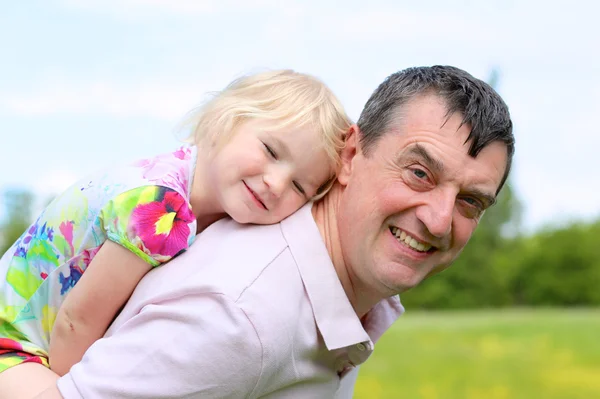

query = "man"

[40,65,514,398]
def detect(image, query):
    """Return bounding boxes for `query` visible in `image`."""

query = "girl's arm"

[49,240,153,376]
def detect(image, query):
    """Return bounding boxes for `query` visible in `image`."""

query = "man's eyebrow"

[403,143,445,175]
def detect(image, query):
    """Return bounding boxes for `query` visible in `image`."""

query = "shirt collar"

[280,203,404,351]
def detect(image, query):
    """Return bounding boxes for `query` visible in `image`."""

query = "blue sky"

[1,0,598,232]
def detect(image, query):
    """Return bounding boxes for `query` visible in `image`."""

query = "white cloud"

[317,9,492,42]
[509,80,600,230]
[0,79,213,121]
[259,6,495,46]
[60,0,287,19]
[516,161,600,232]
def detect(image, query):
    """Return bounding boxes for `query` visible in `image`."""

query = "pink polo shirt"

[57,204,404,398]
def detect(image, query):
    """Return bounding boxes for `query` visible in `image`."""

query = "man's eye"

[412,169,427,179]
[462,197,482,208]
[263,143,277,159]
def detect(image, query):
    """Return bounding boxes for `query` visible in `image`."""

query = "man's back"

[57,205,402,398]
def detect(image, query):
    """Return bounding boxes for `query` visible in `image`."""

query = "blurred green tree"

[0,189,34,255]
[511,220,600,306]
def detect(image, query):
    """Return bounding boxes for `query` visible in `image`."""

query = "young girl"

[0,69,351,397]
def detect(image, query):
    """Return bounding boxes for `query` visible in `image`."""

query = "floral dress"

[0,145,198,372]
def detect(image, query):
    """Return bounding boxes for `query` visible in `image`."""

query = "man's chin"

[424,262,452,279]
[385,270,428,294]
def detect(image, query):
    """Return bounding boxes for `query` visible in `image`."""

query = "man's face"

[337,94,508,296]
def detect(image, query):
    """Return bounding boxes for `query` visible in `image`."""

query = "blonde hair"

[182,69,352,198]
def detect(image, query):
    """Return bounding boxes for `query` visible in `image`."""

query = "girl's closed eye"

[293,181,305,195]
[263,143,278,159]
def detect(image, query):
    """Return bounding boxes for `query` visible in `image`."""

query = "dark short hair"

[357,65,515,193]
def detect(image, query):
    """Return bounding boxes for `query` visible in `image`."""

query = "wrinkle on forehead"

[386,94,461,138]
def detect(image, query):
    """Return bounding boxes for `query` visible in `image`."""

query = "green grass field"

[354,308,600,399]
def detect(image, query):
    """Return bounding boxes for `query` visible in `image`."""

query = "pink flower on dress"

[173,147,191,160]
[59,221,75,257]
[133,147,192,196]
[130,190,195,259]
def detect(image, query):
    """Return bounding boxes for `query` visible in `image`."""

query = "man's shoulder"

[195,217,291,271]
[171,217,316,334]
[136,218,294,301]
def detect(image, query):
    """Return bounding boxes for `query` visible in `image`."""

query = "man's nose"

[415,189,455,239]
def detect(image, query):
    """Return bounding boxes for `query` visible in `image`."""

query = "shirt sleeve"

[100,185,197,266]
[56,293,264,399]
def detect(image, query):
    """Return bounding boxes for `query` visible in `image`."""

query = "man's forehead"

[375,94,507,171]
[383,95,464,136]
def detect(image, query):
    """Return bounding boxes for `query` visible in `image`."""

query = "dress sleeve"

[100,185,197,267]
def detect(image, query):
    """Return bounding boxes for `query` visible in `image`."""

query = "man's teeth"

[390,227,432,252]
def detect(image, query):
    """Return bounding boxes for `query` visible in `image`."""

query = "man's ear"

[338,124,361,186]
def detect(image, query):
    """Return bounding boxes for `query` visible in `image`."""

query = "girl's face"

[206,120,334,225]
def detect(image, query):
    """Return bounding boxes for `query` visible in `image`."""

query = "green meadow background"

[355,309,600,399]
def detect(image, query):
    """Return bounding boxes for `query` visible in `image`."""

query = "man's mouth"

[389,227,434,253]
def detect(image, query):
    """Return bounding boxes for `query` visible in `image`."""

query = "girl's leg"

[0,363,59,399]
